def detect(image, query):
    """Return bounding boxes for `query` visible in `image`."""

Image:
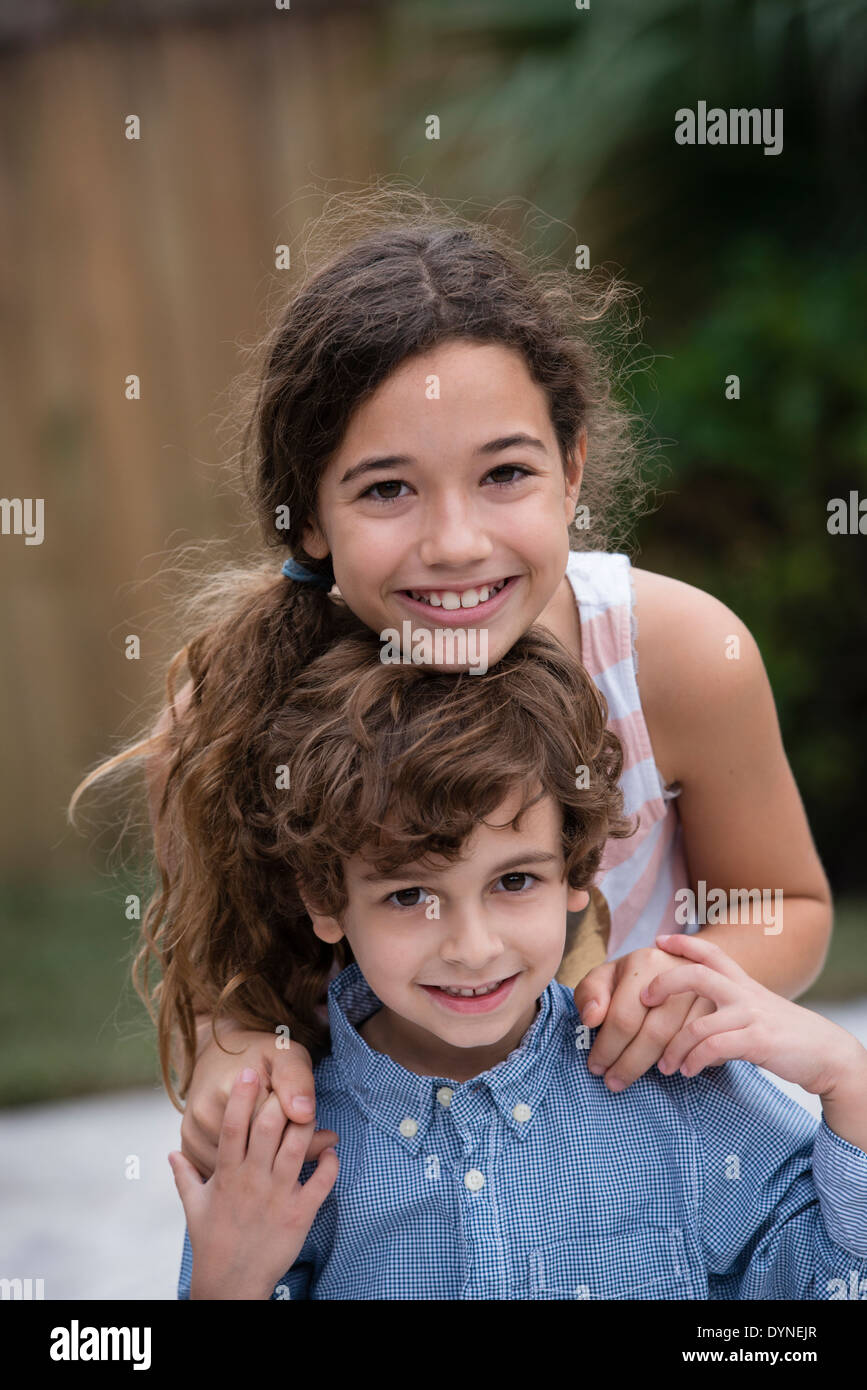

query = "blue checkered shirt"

[178,961,867,1299]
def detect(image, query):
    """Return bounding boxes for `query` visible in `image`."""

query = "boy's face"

[304,789,589,1082]
[300,339,584,672]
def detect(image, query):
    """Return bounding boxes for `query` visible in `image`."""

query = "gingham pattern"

[177,963,867,1300]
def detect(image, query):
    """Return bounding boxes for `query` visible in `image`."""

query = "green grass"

[0,873,162,1108]
[0,876,864,1108]
[802,897,867,1003]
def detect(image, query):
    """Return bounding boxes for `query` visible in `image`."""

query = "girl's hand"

[169,1068,339,1300]
[645,933,860,1096]
[573,945,716,1091]
[182,1025,337,1179]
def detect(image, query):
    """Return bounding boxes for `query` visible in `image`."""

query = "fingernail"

[588,1063,603,1076]
[293,1096,314,1116]
[607,1077,625,1092]
[241,1068,258,1084]
[323,1146,338,1156]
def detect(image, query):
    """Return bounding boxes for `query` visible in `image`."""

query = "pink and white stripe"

[565,551,694,959]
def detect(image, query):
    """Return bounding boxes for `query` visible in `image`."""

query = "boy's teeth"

[408,579,506,609]
[439,979,505,997]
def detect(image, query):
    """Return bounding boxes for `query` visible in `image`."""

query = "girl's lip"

[419,973,520,1013]
[395,575,519,625]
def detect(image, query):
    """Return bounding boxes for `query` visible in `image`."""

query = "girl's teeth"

[408,579,506,609]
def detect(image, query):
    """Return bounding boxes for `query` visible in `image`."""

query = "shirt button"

[512,1103,532,1123]
[399,1117,418,1138]
[436,1086,454,1108]
[464,1169,485,1191]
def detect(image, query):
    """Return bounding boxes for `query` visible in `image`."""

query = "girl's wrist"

[818,1039,867,1104]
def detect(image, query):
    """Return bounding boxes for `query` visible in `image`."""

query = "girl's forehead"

[334,343,554,448]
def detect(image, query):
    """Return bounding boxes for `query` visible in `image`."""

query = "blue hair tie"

[281,556,333,589]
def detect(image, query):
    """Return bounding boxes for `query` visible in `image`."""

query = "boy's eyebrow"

[338,434,548,487]
[361,849,560,883]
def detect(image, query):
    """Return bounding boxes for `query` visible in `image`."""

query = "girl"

[72,186,832,1180]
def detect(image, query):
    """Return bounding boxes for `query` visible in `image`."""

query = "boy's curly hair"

[154,624,634,1106]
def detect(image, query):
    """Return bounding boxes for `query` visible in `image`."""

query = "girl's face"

[302,340,584,670]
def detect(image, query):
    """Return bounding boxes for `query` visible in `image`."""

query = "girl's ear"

[300,516,330,561]
[564,428,586,516]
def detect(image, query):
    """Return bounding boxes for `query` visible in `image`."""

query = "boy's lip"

[423,973,517,991]
[419,973,520,1013]
[395,574,519,624]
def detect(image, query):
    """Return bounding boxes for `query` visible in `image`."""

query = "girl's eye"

[359,465,531,505]
[387,887,426,909]
[485,464,532,487]
[360,479,411,504]
[495,872,538,894]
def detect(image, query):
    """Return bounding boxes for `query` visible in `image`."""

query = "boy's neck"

[357,995,543,1083]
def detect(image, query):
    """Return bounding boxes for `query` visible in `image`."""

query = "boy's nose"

[439,914,505,970]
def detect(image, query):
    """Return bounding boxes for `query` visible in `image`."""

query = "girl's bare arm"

[631,566,832,999]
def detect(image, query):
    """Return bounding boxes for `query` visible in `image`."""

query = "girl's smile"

[396,573,522,623]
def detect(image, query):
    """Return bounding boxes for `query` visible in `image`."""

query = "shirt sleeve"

[177,1226,192,1300]
[683,1060,867,1299]
[177,1225,313,1301]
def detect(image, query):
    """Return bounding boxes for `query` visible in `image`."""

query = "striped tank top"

[563,550,691,967]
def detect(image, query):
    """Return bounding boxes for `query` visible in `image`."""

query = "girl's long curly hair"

[68,183,651,1111]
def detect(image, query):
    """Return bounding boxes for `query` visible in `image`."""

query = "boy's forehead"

[347,792,563,884]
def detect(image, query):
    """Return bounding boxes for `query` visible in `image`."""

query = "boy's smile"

[303,789,589,1082]
[300,340,584,672]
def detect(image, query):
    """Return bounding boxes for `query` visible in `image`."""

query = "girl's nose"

[417,495,493,569]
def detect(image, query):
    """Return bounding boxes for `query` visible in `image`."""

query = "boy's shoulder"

[551,978,820,1152]
[313,969,819,1157]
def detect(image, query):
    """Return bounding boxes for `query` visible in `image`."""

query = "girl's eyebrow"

[338,434,548,487]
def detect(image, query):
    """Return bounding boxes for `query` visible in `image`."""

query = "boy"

[170,628,867,1299]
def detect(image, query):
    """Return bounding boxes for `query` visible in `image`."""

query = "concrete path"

[2,998,866,1300]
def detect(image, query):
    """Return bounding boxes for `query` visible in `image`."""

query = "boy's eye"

[495,872,537,893]
[387,874,538,908]
[388,887,426,908]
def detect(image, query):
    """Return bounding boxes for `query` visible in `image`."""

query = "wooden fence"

[0,0,386,871]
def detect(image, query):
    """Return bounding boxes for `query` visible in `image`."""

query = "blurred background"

[1,0,865,1297]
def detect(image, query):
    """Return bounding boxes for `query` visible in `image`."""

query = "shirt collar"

[325,961,573,1149]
